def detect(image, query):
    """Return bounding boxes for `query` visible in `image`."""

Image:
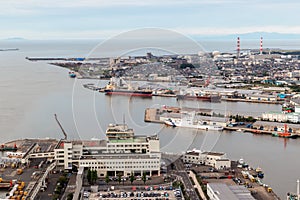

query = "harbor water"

[0,39,300,199]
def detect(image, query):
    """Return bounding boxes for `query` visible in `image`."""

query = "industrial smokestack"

[260,37,263,55]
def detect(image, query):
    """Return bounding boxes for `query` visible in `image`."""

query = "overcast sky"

[1,0,300,39]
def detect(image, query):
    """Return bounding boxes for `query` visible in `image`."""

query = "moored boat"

[103,78,152,97]
[68,71,76,78]
[272,124,298,138]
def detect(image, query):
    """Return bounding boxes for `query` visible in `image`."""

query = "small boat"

[69,71,76,78]
[257,172,264,178]
[255,167,263,173]
[272,124,298,139]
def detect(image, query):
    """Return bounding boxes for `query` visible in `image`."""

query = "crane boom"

[54,114,67,140]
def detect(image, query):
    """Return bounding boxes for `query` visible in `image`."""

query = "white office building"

[182,149,231,170]
[53,124,161,177]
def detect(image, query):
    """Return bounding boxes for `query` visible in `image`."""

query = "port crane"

[54,114,67,140]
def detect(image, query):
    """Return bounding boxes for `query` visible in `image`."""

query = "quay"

[145,107,300,138]
[144,108,163,123]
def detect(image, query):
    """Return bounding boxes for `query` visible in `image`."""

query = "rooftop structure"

[105,123,134,140]
[207,183,255,200]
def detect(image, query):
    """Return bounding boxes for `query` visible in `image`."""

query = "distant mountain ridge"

[192,32,300,40]
[4,37,27,41]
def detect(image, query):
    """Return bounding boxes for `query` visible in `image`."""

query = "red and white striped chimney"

[260,37,263,55]
[237,37,240,58]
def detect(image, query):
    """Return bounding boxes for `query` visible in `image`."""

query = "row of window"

[79,160,160,165]
[108,144,149,148]
[87,165,159,169]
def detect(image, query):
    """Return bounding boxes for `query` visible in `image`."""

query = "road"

[173,158,200,200]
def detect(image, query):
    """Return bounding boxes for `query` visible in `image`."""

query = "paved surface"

[189,170,207,200]
[173,159,200,200]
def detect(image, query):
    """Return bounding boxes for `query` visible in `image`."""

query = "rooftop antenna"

[54,114,67,140]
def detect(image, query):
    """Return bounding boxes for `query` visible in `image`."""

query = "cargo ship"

[104,78,152,97]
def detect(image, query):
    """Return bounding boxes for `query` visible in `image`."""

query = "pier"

[144,108,163,123]
[145,107,300,138]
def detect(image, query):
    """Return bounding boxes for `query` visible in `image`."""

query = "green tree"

[118,173,122,185]
[105,174,110,185]
[142,172,147,184]
[87,169,92,184]
[130,173,135,184]
[67,193,73,200]
[92,170,98,184]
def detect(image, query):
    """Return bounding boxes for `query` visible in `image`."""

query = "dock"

[223,127,274,135]
[145,107,300,138]
[144,108,163,123]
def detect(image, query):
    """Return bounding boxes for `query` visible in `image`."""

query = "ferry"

[164,114,223,131]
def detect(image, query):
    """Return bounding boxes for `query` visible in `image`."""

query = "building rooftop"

[186,151,200,156]
[202,152,225,156]
[208,183,255,200]
[253,121,300,128]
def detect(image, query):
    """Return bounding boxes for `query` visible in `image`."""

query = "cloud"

[175,26,300,35]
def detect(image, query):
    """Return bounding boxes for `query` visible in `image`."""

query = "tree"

[105,174,110,185]
[91,170,98,184]
[142,172,147,184]
[130,173,135,185]
[118,173,122,185]
[67,193,73,200]
[87,169,92,184]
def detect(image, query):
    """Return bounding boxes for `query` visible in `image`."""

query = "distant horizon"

[2,31,300,41]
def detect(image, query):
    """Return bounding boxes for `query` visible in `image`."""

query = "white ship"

[164,112,223,131]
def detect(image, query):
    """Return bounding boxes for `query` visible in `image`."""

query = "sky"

[1,0,300,39]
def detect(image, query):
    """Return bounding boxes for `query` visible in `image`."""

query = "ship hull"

[104,89,152,97]
[272,132,298,139]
